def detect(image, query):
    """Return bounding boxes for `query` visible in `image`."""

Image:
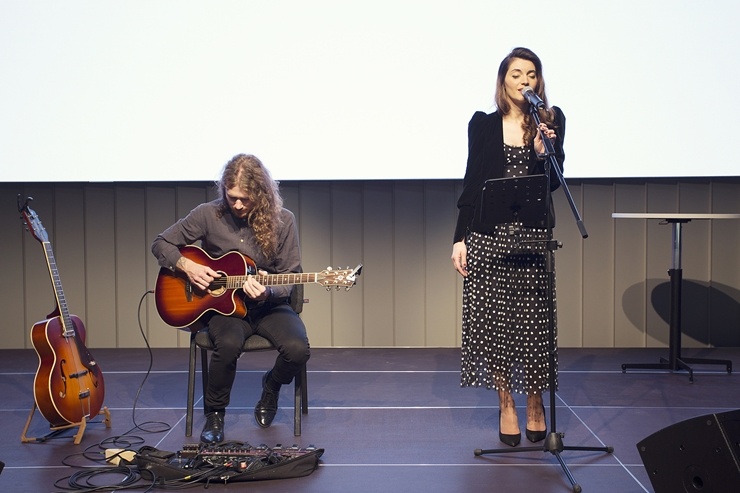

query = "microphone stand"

[473,103,613,493]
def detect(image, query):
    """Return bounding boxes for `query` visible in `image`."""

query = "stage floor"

[1,346,738,493]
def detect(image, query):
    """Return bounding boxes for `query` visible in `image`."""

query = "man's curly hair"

[216,154,284,260]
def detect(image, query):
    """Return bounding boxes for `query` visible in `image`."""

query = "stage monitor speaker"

[637,409,740,493]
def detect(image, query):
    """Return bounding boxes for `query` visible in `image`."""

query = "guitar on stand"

[18,196,110,445]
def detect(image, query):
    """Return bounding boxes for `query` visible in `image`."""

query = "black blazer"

[453,107,566,243]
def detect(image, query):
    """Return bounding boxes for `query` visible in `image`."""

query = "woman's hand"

[533,122,556,157]
[451,241,468,277]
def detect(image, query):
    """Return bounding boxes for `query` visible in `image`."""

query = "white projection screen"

[1,0,739,182]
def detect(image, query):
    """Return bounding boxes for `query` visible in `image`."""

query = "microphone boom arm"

[530,104,588,239]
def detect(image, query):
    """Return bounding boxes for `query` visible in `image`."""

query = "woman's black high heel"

[525,404,547,443]
[498,409,521,447]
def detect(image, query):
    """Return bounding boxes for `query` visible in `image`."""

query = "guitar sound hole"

[209,272,228,296]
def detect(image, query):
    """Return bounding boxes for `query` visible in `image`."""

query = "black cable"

[53,289,175,489]
[53,465,142,492]
[130,289,172,435]
[50,290,269,491]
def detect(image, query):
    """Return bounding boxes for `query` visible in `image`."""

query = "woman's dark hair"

[494,47,555,144]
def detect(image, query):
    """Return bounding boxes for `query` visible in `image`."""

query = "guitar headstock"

[17,195,49,243]
[317,264,363,291]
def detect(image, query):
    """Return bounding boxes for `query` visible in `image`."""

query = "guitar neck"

[42,241,75,336]
[220,272,319,289]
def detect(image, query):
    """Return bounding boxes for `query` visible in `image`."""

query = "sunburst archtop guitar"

[18,196,105,427]
[155,245,362,329]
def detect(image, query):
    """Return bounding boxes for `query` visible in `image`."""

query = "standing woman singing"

[451,47,565,447]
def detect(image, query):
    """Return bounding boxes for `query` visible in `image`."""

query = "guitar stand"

[21,403,111,445]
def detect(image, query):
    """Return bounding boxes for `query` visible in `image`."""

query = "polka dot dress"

[460,143,558,394]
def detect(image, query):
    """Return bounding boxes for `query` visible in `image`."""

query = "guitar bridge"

[70,370,90,379]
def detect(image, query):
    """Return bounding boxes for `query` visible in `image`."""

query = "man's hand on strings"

[177,256,220,291]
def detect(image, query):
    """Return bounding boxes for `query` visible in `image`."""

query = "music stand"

[473,110,612,493]
[479,174,548,230]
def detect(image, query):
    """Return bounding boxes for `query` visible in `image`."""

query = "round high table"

[612,213,740,382]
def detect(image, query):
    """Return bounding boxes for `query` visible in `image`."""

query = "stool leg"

[294,369,302,437]
[200,348,209,413]
[301,364,308,414]
[186,338,197,437]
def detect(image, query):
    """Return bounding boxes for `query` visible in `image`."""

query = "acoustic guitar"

[19,197,105,427]
[155,245,362,329]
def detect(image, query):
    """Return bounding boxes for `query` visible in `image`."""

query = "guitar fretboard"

[43,241,75,337]
[213,273,320,290]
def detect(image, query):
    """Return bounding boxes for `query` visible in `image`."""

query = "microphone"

[521,86,545,109]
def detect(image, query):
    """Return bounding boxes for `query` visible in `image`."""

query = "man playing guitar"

[152,153,310,444]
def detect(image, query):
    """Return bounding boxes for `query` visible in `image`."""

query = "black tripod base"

[475,432,613,493]
[622,356,732,383]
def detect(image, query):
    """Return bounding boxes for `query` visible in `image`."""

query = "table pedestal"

[618,218,733,382]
